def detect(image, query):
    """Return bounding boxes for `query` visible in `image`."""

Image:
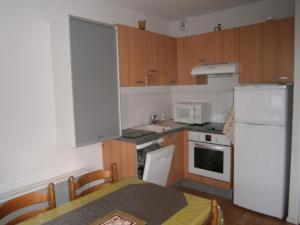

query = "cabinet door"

[191,34,209,84]
[263,17,294,83]
[161,132,184,187]
[239,23,264,83]
[177,36,207,85]
[207,31,223,64]
[177,36,194,85]
[116,25,129,86]
[223,28,239,63]
[193,33,209,65]
[146,31,159,73]
[144,31,166,86]
[128,27,147,86]
[165,36,177,85]
[147,33,166,85]
[103,140,137,179]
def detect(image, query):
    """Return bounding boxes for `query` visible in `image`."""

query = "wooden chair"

[210,199,219,225]
[0,183,56,225]
[68,163,118,201]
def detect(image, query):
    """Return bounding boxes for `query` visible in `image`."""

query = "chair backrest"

[0,183,56,225]
[68,163,118,201]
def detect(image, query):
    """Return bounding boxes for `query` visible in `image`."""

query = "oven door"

[188,141,231,182]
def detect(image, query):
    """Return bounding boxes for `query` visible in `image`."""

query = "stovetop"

[188,122,225,134]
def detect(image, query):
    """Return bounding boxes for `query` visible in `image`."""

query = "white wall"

[287,1,300,224]
[170,0,294,37]
[0,0,169,197]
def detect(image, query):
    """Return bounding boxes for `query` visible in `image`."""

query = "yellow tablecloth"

[18,179,211,225]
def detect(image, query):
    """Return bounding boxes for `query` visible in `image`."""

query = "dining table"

[18,178,219,225]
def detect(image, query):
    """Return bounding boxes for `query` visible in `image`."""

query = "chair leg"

[48,183,56,209]
[111,163,118,183]
[68,176,77,201]
[211,199,218,225]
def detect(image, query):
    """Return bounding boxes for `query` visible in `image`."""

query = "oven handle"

[193,142,227,151]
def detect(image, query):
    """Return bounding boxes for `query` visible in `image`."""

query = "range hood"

[191,62,239,76]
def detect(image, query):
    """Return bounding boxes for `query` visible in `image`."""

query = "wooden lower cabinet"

[102,131,185,186]
[103,131,231,189]
[102,140,137,180]
[161,131,185,187]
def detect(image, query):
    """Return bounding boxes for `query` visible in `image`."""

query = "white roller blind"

[69,17,120,146]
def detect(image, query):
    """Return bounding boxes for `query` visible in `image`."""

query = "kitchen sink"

[135,124,172,133]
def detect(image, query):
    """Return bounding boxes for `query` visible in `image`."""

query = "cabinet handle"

[169,81,176,84]
[199,59,207,62]
[272,76,289,81]
[149,69,158,73]
[135,80,145,84]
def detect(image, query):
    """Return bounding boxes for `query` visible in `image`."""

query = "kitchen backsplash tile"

[120,87,172,129]
[120,76,238,128]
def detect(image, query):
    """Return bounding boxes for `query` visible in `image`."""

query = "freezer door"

[234,86,286,125]
[234,123,287,218]
[143,145,175,186]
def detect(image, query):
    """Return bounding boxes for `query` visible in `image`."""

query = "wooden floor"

[177,186,294,225]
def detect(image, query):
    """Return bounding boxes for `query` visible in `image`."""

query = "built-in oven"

[188,130,231,182]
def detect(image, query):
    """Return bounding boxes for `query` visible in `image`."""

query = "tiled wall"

[120,76,239,129]
[120,86,173,129]
[172,76,239,122]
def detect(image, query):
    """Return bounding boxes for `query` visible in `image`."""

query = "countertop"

[116,120,225,145]
[117,120,188,145]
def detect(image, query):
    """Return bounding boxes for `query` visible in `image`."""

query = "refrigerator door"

[143,145,175,186]
[234,123,286,218]
[234,85,286,125]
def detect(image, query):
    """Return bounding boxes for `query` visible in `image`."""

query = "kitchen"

[0,0,299,225]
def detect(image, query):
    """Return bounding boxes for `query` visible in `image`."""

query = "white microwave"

[173,102,211,124]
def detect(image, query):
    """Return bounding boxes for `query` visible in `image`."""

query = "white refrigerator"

[233,84,293,219]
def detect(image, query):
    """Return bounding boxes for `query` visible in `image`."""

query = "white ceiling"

[105,0,264,22]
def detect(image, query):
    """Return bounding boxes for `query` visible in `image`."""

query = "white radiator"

[0,167,91,205]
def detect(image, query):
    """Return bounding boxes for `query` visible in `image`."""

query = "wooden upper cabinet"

[177,36,207,85]
[117,18,294,86]
[127,27,147,86]
[207,31,223,64]
[165,36,177,85]
[223,28,239,63]
[239,23,264,83]
[239,17,294,84]
[262,17,294,83]
[145,31,159,73]
[193,28,239,65]
[177,37,196,85]
[116,25,129,86]
[146,33,166,86]
[117,25,168,87]
[193,33,209,65]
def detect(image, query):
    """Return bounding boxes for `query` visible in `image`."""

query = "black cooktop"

[188,122,225,134]
[122,129,156,138]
